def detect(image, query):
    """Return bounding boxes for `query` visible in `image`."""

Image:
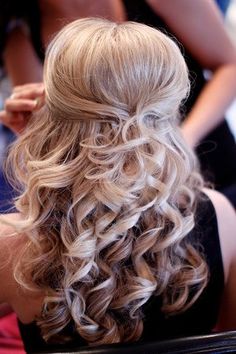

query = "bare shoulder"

[203,188,236,220]
[204,189,236,330]
[0,214,24,303]
[0,214,44,322]
[0,213,23,236]
[203,188,236,281]
[0,213,23,250]
[0,213,26,267]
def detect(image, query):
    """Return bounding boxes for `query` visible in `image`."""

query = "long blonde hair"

[3,18,207,344]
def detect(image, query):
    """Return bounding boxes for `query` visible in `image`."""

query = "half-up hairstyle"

[3,18,208,344]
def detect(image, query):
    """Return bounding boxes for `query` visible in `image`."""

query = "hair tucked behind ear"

[2,18,208,345]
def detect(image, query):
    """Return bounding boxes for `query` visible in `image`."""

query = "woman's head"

[44,17,189,123]
[5,18,207,345]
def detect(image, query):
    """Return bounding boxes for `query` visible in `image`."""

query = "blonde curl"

[2,18,208,345]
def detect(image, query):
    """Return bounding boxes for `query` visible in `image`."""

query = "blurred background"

[225,0,236,138]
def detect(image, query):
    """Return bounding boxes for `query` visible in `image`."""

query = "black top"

[122,0,236,192]
[18,194,224,353]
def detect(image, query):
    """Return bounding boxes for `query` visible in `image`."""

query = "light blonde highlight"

[2,18,208,345]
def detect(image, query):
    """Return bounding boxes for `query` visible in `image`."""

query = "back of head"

[44,17,189,123]
[6,18,207,345]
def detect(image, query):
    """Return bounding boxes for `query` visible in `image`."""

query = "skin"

[0,214,44,323]
[40,0,126,46]
[0,83,45,134]
[203,189,236,331]
[4,27,43,85]
[3,0,126,86]
[0,303,13,317]
[0,86,236,329]
[146,0,236,146]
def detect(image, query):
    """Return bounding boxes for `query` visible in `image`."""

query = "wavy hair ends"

[3,18,208,345]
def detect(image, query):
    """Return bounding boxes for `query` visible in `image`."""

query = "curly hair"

[2,18,208,344]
